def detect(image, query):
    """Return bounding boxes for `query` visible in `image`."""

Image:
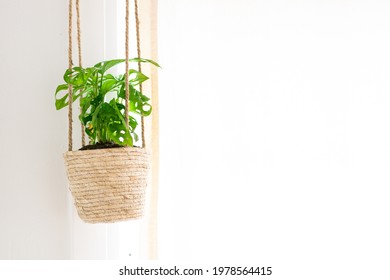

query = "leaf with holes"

[54,58,159,148]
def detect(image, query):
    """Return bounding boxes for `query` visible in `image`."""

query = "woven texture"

[64,147,150,223]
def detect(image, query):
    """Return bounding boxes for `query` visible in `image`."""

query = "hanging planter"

[55,0,159,223]
[64,147,149,223]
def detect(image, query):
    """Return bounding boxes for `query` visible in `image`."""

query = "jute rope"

[68,0,146,149]
[68,0,73,151]
[124,0,130,132]
[76,0,82,69]
[76,0,86,147]
[134,0,145,148]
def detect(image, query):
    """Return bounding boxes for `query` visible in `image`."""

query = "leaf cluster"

[55,58,159,147]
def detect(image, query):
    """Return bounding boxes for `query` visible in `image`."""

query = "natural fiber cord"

[134,0,146,148]
[64,147,150,223]
[76,0,86,147]
[76,0,82,70]
[68,0,146,149]
[124,0,130,131]
[68,0,73,151]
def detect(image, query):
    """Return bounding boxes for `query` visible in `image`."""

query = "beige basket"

[63,147,150,223]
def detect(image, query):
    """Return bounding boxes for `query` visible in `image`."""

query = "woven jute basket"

[63,147,150,223]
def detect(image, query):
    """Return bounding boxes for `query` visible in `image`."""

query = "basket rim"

[64,146,148,157]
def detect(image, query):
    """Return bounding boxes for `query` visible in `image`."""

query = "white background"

[0,0,71,259]
[0,0,390,278]
[158,0,390,278]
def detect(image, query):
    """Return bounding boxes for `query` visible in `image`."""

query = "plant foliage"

[55,58,159,147]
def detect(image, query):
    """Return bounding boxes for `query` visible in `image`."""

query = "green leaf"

[119,86,153,116]
[55,95,68,110]
[128,69,149,86]
[128,115,138,131]
[55,84,82,110]
[132,132,139,143]
[108,100,133,146]
[55,84,68,110]
[141,104,152,116]
[94,59,126,75]
[108,122,133,146]
[63,67,86,86]
[140,93,150,102]
[55,57,159,146]
[94,58,161,75]
[127,57,161,68]
[100,78,118,95]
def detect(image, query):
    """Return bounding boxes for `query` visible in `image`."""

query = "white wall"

[158,0,390,277]
[0,0,71,259]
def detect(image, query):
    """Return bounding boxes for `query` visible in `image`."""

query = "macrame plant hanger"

[127,0,146,148]
[64,0,150,223]
[134,0,146,148]
[67,0,145,150]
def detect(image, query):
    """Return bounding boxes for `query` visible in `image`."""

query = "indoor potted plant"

[55,58,159,223]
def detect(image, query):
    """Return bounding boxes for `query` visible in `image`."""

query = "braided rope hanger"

[125,0,146,148]
[67,0,73,151]
[76,0,86,147]
[67,0,146,150]
[127,0,146,148]
[134,0,146,148]
[67,0,84,150]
